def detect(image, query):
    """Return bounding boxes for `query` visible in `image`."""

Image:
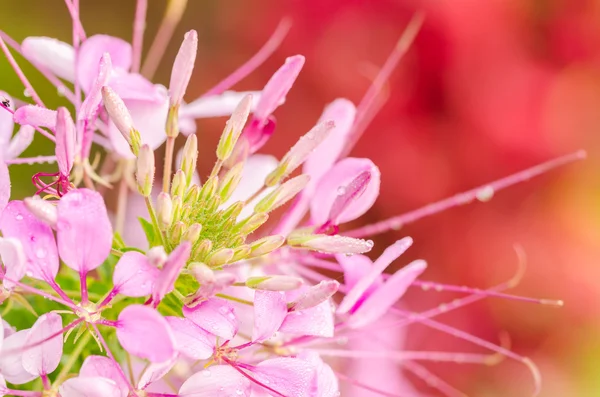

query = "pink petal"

[151,241,191,304]
[0,374,6,397]
[0,315,3,351]
[137,357,176,390]
[110,73,165,102]
[13,105,57,130]
[21,37,75,81]
[2,319,15,337]
[298,351,339,397]
[116,305,175,363]
[181,91,261,119]
[0,237,26,290]
[169,30,198,106]
[56,189,112,274]
[253,55,304,121]
[113,251,159,297]
[77,35,132,92]
[303,98,356,181]
[280,300,334,338]
[0,201,59,282]
[252,357,316,397]
[0,162,9,213]
[80,356,128,396]
[337,237,413,315]
[252,290,287,342]
[179,366,250,397]
[164,317,215,360]
[183,297,238,340]
[310,158,380,226]
[336,254,382,311]
[5,125,34,159]
[59,377,123,397]
[22,312,63,376]
[55,107,76,175]
[0,329,37,384]
[347,260,427,328]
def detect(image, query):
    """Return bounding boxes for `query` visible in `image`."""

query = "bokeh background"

[1,1,599,396]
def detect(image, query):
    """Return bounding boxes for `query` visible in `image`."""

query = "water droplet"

[15,214,23,221]
[25,271,33,277]
[365,240,374,249]
[336,337,348,345]
[57,86,66,97]
[218,306,229,315]
[306,132,315,140]
[264,379,270,385]
[336,186,346,195]
[23,88,32,97]
[202,369,211,377]
[235,389,244,395]
[390,221,402,231]
[35,248,46,259]
[475,185,494,202]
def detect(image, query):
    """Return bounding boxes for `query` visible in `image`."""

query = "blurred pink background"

[2,0,599,395]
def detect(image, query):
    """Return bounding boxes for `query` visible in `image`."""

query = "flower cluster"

[0,3,584,397]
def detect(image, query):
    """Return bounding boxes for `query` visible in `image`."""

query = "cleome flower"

[0,2,587,397]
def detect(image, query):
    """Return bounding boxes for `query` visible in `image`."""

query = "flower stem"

[163,136,175,193]
[116,175,129,235]
[145,196,169,249]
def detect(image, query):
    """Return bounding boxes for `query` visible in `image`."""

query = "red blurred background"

[2,0,599,395]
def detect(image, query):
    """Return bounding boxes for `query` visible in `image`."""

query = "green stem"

[55,332,92,385]
[216,293,253,306]
[145,196,169,250]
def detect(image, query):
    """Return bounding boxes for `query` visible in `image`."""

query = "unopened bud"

[235,213,269,235]
[249,235,285,257]
[206,248,234,267]
[156,192,173,230]
[246,275,304,291]
[221,201,244,220]
[171,195,183,223]
[265,121,334,186]
[171,170,187,198]
[169,30,198,107]
[190,262,215,284]
[287,233,373,254]
[217,94,252,161]
[254,174,310,213]
[231,245,251,262]
[198,176,219,202]
[147,246,167,268]
[183,223,202,243]
[181,134,198,186]
[288,280,339,311]
[185,183,201,203]
[102,86,140,155]
[55,107,75,176]
[218,162,244,202]
[193,239,213,260]
[170,221,185,243]
[24,196,57,228]
[136,144,155,197]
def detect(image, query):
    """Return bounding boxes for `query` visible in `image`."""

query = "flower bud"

[102,86,140,155]
[169,30,198,108]
[254,174,310,213]
[235,213,269,235]
[24,196,57,228]
[55,107,75,176]
[206,248,234,267]
[218,162,244,202]
[287,233,373,254]
[181,134,198,186]
[249,235,285,257]
[246,275,303,291]
[221,201,244,221]
[216,94,252,161]
[185,183,201,203]
[198,176,219,202]
[193,239,213,260]
[265,121,334,186]
[136,144,155,197]
[231,244,251,262]
[171,195,183,223]
[170,221,185,243]
[171,170,187,198]
[156,192,173,230]
[288,280,339,311]
[190,262,215,284]
[147,246,167,268]
[183,223,202,243]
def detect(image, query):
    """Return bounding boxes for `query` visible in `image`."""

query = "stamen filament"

[0,36,45,107]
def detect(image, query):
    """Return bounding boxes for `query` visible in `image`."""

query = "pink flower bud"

[288,234,373,254]
[156,193,173,230]
[55,108,76,176]
[289,280,339,311]
[136,144,155,197]
[101,86,140,155]
[23,196,57,228]
[255,174,310,214]
[246,275,304,291]
[169,30,198,107]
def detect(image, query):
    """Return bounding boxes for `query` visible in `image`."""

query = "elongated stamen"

[63,0,86,40]
[312,348,501,364]
[70,0,82,110]
[131,0,148,73]
[0,36,45,107]
[5,275,78,310]
[221,357,287,397]
[402,361,468,397]
[203,19,292,96]
[346,150,587,238]
[5,156,57,165]
[334,370,402,397]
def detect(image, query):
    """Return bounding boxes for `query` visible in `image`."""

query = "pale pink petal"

[137,356,176,390]
[0,374,6,397]
[347,260,427,329]
[183,297,238,340]
[2,319,15,337]
[0,91,14,147]
[56,189,112,274]
[21,37,75,81]
[80,356,129,396]
[336,253,382,311]
[116,305,176,362]
[165,316,215,360]
[0,201,59,282]
[113,251,159,297]
[79,53,112,123]
[59,377,123,397]
[0,162,9,213]
[298,351,339,397]
[5,125,34,159]
[337,237,413,315]
[280,300,334,338]
[0,315,3,351]
[0,237,26,290]
[0,329,37,384]
[252,290,287,342]
[55,107,76,175]
[252,357,315,397]
[180,91,262,119]
[22,312,63,376]
[253,55,304,121]
[169,30,198,106]
[110,73,165,102]
[13,105,57,129]
[151,241,191,304]
[310,158,380,226]
[179,366,250,397]
[303,98,356,181]
[77,35,132,92]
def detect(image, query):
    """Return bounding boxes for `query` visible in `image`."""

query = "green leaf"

[139,217,161,247]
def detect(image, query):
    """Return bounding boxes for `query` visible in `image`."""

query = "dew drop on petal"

[336,186,346,195]
[365,240,374,249]
[23,88,32,97]
[25,271,33,277]
[236,390,244,395]
[202,369,211,377]
[15,213,23,221]
[476,185,494,202]
[35,248,46,259]
[57,86,66,97]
